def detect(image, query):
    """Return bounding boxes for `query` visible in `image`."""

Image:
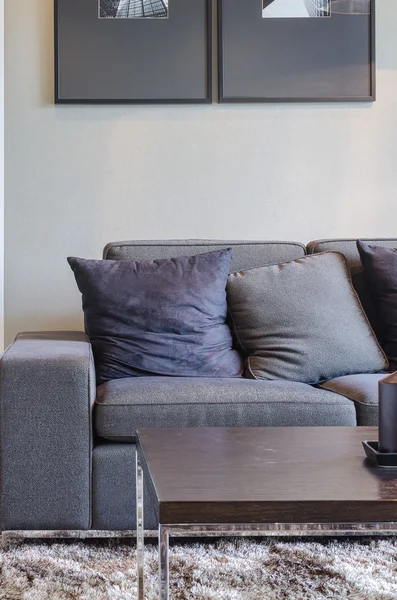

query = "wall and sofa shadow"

[4,0,397,344]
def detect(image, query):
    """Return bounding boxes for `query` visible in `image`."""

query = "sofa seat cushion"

[95,377,356,441]
[319,373,386,426]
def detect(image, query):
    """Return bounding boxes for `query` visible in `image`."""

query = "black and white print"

[262,0,370,19]
[330,0,370,14]
[262,0,330,18]
[99,0,169,19]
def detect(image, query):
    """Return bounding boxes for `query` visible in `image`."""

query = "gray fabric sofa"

[0,238,395,534]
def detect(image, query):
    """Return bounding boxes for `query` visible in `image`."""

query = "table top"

[137,427,397,525]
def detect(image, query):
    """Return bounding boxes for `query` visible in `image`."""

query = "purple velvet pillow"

[357,240,397,371]
[68,249,243,384]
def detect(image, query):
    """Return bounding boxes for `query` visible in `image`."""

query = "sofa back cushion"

[307,238,397,338]
[103,240,306,271]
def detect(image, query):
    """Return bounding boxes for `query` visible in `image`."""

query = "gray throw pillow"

[227,252,388,384]
[68,249,243,385]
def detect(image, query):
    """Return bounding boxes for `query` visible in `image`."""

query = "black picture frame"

[55,0,212,104]
[218,0,376,103]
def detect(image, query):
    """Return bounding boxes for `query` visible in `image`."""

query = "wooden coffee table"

[136,426,397,599]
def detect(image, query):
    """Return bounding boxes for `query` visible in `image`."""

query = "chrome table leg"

[159,525,169,600]
[136,452,144,600]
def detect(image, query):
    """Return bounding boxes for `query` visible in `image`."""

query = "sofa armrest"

[0,331,96,530]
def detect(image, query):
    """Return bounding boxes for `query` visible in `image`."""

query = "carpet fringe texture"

[0,537,397,599]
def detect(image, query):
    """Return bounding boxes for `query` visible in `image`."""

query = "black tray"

[362,441,397,469]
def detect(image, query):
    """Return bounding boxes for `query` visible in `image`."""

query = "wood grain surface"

[137,427,397,525]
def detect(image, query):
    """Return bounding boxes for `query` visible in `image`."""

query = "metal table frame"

[136,453,397,600]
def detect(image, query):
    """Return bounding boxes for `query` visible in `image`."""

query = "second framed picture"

[218,0,375,102]
[55,0,212,103]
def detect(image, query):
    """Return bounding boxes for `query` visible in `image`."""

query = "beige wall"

[5,0,397,344]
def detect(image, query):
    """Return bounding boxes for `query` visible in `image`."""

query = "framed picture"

[55,0,212,103]
[218,0,375,102]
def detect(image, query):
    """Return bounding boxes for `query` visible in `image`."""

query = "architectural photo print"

[331,0,370,13]
[99,0,168,19]
[262,0,330,18]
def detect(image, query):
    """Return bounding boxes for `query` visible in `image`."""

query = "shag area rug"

[1,537,397,600]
